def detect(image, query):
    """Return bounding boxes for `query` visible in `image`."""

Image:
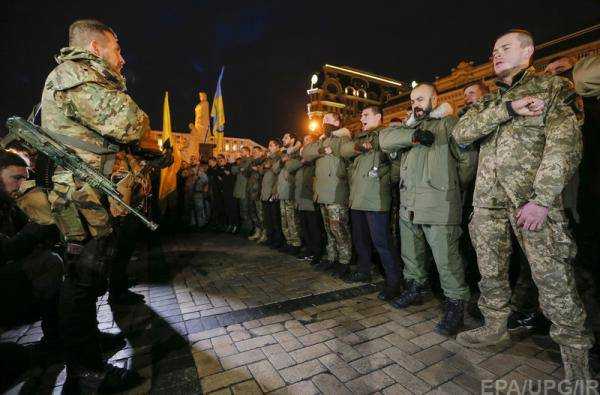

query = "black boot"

[378,284,403,301]
[316,260,335,272]
[391,280,431,309]
[434,298,464,336]
[507,310,549,334]
[108,289,144,305]
[342,270,372,283]
[64,363,143,394]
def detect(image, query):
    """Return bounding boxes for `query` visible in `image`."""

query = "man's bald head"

[69,19,115,48]
[410,83,438,119]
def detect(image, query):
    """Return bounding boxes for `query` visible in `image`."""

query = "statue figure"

[194,92,209,139]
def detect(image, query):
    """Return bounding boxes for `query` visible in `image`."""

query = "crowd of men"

[1,18,599,394]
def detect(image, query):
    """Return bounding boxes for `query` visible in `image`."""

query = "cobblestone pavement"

[2,232,598,394]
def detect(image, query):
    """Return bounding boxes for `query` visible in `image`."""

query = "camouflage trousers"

[320,203,352,265]
[280,200,301,247]
[48,170,112,241]
[470,206,593,350]
[248,200,264,230]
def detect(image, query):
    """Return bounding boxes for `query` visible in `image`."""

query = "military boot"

[391,280,431,309]
[435,298,465,336]
[248,228,260,241]
[257,230,268,243]
[456,318,510,348]
[560,346,591,384]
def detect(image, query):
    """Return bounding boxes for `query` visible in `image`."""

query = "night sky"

[1,1,599,145]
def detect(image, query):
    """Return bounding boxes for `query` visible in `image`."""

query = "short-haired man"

[260,139,285,248]
[232,146,253,234]
[379,84,476,335]
[0,150,62,357]
[453,30,593,382]
[40,19,147,391]
[340,106,402,300]
[302,112,353,273]
[276,132,303,256]
[247,147,267,241]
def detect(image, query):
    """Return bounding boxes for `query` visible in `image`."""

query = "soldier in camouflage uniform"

[39,20,148,392]
[246,147,266,241]
[276,133,303,256]
[302,112,353,274]
[453,30,593,383]
[260,139,284,248]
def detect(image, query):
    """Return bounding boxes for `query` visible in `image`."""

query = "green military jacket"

[260,151,282,202]
[245,157,264,201]
[41,47,149,174]
[340,126,391,212]
[452,67,582,209]
[379,103,477,225]
[302,128,352,205]
[276,143,301,200]
[288,154,315,211]
[232,156,252,199]
[573,55,600,99]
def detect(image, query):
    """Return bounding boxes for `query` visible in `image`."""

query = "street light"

[310,73,318,89]
[309,120,318,132]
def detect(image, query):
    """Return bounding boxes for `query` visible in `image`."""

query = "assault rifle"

[2,116,159,231]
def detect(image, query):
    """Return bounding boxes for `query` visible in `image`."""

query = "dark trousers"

[351,209,401,288]
[299,208,324,258]
[109,213,142,296]
[0,250,62,341]
[60,238,111,369]
[225,196,240,227]
[263,200,283,245]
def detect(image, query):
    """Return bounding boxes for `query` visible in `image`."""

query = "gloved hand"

[412,129,435,147]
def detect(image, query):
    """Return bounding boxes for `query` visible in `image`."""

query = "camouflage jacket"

[260,151,282,201]
[452,67,582,209]
[232,156,252,199]
[41,47,149,174]
[573,55,600,99]
[245,157,264,201]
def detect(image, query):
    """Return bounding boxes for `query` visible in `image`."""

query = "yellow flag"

[159,91,181,201]
[211,67,225,153]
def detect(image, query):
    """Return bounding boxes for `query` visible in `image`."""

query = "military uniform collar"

[56,47,127,91]
[495,66,536,93]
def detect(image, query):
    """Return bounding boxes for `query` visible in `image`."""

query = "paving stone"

[231,379,263,395]
[235,335,277,352]
[359,314,391,328]
[350,352,394,374]
[413,345,453,365]
[409,331,447,349]
[211,334,233,348]
[439,340,487,364]
[451,373,487,394]
[214,343,239,357]
[416,360,462,386]
[230,330,252,342]
[318,353,360,382]
[346,370,396,394]
[201,306,232,317]
[188,327,227,342]
[382,383,414,394]
[273,331,303,352]
[220,349,266,370]
[383,364,432,394]
[289,343,331,363]
[248,360,286,392]
[355,324,393,341]
[227,324,244,332]
[383,333,422,355]
[200,366,252,393]
[270,379,320,395]
[354,338,393,356]
[382,347,427,373]
[479,352,522,376]
[193,350,222,378]
[428,380,471,394]
[243,320,262,330]
[298,329,335,346]
[324,339,363,362]
[312,373,352,394]
[279,360,326,383]
[249,323,285,336]
[260,313,293,325]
